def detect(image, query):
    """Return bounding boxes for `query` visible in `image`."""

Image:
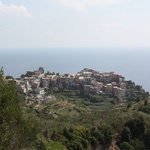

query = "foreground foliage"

[0,79,37,149]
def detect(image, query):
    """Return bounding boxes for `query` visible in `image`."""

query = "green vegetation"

[125,80,149,102]
[5,75,14,79]
[0,79,37,149]
[0,77,150,149]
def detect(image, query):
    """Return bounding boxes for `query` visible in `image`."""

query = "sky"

[0,0,150,49]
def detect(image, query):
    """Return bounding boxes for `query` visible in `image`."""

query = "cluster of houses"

[16,67,126,100]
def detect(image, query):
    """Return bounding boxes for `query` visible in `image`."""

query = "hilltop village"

[15,67,127,103]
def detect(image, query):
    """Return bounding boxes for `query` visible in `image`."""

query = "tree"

[121,127,132,142]
[0,80,22,149]
[46,141,67,150]
[46,71,51,75]
[120,142,134,150]
[125,117,145,139]
[20,74,25,78]
[39,67,44,74]
[5,75,14,80]
[144,99,148,106]
[135,85,142,91]
[0,79,36,149]
[0,66,4,76]
[127,102,132,109]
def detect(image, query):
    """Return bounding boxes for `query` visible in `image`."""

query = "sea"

[0,48,150,92]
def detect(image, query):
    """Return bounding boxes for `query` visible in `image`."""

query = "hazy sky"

[0,0,150,49]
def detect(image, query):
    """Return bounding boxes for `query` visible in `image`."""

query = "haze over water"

[1,48,150,92]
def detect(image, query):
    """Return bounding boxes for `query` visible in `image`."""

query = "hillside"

[22,89,150,150]
[1,69,150,150]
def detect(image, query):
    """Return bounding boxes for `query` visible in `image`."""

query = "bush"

[120,142,135,150]
[46,141,67,150]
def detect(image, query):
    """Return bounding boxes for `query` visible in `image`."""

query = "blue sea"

[0,48,150,92]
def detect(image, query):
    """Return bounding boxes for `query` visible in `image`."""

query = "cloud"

[0,1,32,18]
[55,0,126,13]
[102,22,121,29]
